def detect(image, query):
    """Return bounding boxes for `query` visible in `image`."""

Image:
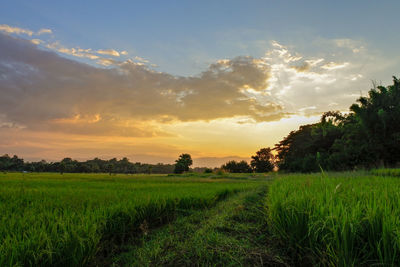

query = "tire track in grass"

[113,185,287,266]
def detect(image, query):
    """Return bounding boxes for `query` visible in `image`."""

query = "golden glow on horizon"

[0,114,321,165]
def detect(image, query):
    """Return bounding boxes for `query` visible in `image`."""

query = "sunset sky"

[1,1,400,167]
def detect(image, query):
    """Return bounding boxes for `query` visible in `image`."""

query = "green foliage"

[370,168,400,177]
[275,77,400,172]
[221,160,252,173]
[350,77,400,166]
[204,168,213,173]
[0,155,175,174]
[114,186,284,266]
[250,147,274,172]
[0,172,258,266]
[174,154,193,174]
[0,154,24,171]
[267,173,400,266]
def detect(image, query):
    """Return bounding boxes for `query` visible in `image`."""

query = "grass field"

[267,171,400,266]
[3,170,400,266]
[113,185,286,266]
[0,172,263,266]
[370,168,400,177]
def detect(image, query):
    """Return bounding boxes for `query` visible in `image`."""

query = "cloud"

[0,33,386,141]
[0,25,135,68]
[0,33,286,139]
[321,62,350,70]
[0,32,393,164]
[30,39,43,45]
[134,56,148,63]
[261,39,385,116]
[0,24,33,36]
[46,42,100,59]
[97,49,121,57]
[0,24,53,36]
[37,28,52,35]
[96,57,117,66]
[44,42,132,66]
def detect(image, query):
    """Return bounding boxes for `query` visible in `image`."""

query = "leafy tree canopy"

[274,76,400,172]
[222,160,252,173]
[250,147,274,173]
[174,154,193,174]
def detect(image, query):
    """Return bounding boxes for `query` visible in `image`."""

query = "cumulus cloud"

[0,32,384,140]
[261,39,382,117]
[0,33,287,138]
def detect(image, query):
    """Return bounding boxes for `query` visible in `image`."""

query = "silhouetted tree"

[274,77,400,172]
[174,154,193,174]
[222,160,252,173]
[251,148,274,172]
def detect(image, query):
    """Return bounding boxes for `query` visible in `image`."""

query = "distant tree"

[59,162,66,175]
[221,160,252,173]
[0,154,12,172]
[250,148,274,172]
[174,154,193,174]
[204,168,213,173]
[106,163,114,175]
[147,165,153,174]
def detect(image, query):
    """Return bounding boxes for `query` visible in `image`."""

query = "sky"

[0,1,399,167]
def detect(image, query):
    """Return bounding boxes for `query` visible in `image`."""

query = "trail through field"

[113,186,287,266]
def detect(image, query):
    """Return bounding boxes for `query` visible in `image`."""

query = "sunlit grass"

[0,172,259,266]
[267,172,400,266]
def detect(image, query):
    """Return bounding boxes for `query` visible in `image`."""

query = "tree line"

[171,150,275,174]
[0,156,175,174]
[274,76,400,172]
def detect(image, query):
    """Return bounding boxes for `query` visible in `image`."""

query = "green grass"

[0,172,260,266]
[370,168,400,177]
[114,185,286,266]
[267,172,400,266]
[6,171,400,266]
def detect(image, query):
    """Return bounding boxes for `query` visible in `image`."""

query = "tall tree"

[350,77,400,166]
[174,154,193,174]
[250,148,274,172]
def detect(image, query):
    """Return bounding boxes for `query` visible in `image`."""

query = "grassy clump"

[0,172,258,266]
[267,172,400,266]
[370,168,400,177]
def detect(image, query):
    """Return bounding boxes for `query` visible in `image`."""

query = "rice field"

[0,172,260,266]
[267,172,400,266]
[4,170,400,266]
[370,168,400,177]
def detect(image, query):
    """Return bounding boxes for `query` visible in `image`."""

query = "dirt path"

[112,186,287,266]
